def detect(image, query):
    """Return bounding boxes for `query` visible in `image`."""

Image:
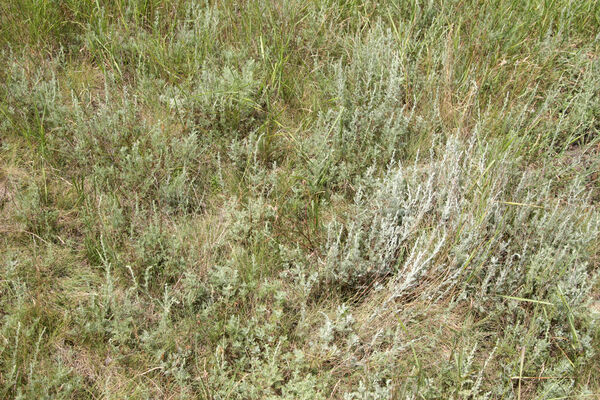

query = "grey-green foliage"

[319,135,599,397]
[2,0,600,398]
[1,56,68,150]
[323,135,599,304]
[160,57,262,135]
[81,0,221,80]
[0,256,82,399]
[304,23,415,189]
[2,57,211,217]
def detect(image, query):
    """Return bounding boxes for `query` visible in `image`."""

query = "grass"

[1,0,599,398]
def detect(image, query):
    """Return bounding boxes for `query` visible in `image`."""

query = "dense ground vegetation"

[1,0,599,398]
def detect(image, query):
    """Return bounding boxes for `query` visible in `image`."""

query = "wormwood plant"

[1,0,599,399]
[312,136,599,397]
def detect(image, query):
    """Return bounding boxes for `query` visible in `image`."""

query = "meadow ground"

[1,0,599,398]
